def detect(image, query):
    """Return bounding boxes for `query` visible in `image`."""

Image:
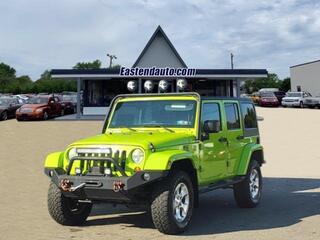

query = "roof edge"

[132,25,187,68]
[290,59,320,68]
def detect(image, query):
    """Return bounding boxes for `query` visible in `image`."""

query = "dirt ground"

[0,107,319,240]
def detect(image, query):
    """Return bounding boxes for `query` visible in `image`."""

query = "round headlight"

[35,108,42,113]
[131,148,144,164]
[68,148,77,159]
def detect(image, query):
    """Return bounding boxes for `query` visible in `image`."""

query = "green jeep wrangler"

[44,93,264,234]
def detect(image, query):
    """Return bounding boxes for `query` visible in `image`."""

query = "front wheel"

[300,101,304,108]
[151,171,194,234]
[43,111,49,120]
[1,111,8,120]
[233,160,262,208]
[47,182,92,225]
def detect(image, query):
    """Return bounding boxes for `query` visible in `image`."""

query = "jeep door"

[223,101,245,175]
[199,101,228,183]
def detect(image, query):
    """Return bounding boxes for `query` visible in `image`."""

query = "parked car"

[281,91,311,108]
[259,88,279,93]
[273,91,286,103]
[16,95,63,121]
[44,92,265,234]
[0,97,22,120]
[60,94,77,114]
[251,92,260,104]
[303,94,320,108]
[258,92,279,107]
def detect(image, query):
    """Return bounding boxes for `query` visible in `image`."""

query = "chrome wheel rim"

[249,169,260,199]
[173,182,189,223]
[44,112,48,120]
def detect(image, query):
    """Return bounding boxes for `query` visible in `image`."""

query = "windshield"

[0,98,10,105]
[109,100,197,128]
[27,97,48,104]
[62,95,77,102]
[260,92,275,97]
[287,92,301,97]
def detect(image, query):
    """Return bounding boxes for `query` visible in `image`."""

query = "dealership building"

[51,26,267,117]
[290,60,320,96]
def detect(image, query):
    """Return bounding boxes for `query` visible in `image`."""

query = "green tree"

[244,73,281,93]
[279,77,291,92]
[0,62,16,77]
[73,59,102,69]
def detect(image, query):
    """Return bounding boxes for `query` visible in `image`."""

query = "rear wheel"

[47,182,92,225]
[151,171,194,234]
[233,160,262,208]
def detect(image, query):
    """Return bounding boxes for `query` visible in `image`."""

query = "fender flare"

[236,143,264,175]
[44,151,64,169]
[143,149,199,171]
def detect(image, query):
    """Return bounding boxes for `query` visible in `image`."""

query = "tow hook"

[113,181,125,192]
[60,179,72,191]
[60,179,86,192]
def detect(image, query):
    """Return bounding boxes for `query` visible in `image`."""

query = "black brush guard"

[45,156,168,203]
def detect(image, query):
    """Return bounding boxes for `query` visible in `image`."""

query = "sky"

[0,0,319,80]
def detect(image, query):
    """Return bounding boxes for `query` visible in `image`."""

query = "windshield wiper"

[141,124,174,133]
[116,126,137,132]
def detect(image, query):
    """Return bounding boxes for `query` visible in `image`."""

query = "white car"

[281,91,311,108]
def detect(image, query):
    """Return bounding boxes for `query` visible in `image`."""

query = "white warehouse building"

[290,60,320,96]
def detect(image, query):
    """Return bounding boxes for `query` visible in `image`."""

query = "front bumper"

[281,101,300,107]
[45,167,168,203]
[16,112,43,120]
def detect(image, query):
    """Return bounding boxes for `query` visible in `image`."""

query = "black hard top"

[114,92,253,103]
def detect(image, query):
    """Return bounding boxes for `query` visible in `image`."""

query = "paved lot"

[0,107,319,240]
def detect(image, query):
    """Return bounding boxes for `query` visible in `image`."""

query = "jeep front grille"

[69,148,127,176]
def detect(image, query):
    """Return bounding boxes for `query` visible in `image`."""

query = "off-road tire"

[1,111,8,121]
[47,182,92,226]
[233,160,262,208]
[151,171,194,234]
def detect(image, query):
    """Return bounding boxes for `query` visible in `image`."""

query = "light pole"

[107,53,117,68]
[230,53,234,69]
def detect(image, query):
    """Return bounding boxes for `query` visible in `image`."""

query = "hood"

[70,131,196,150]
[21,104,47,109]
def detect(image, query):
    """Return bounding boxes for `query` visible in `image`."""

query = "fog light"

[49,170,53,177]
[104,168,111,175]
[75,168,81,175]
[134,166,141,172]
[142,173,150,181]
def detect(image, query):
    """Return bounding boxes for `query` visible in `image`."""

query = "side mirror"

[203,120,221,133]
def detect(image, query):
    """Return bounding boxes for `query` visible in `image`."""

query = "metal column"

[138,78,142,93]
[76,77,81,119]
[236,78,241,97]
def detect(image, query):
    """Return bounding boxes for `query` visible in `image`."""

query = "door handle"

[236,135,244,140]
[218,137,228,143]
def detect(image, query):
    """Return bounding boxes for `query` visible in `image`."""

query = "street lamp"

[107,53,117,68]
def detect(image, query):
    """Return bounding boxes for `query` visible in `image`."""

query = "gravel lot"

[0,107,319,240]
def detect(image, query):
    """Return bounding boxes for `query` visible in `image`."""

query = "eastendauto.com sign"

[120,67,196,77]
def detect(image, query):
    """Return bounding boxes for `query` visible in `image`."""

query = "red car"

[258,92,280,107]
[16,95,63,121]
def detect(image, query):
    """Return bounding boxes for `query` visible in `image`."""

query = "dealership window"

[201,102,221,131]
[224,103,240,130]
[240,103,257,129]
[84,79,130,107]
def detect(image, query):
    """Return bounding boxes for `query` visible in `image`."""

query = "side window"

[240,103,257,129]
[201,103,221,132]
[224,103,240,130]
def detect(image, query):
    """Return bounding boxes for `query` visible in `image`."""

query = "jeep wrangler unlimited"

[44,93,264,234]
